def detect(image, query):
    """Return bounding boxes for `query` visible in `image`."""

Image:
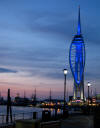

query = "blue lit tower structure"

[69,7,85,100]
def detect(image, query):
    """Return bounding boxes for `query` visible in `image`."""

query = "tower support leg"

[80,85,84,100]
[73,87,77,100]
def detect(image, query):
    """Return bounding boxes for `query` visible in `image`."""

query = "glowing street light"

[87,82,91,105]
[63,69,68,109]
[64,69,68,75]
[88,82,91,87]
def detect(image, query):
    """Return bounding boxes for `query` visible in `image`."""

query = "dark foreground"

[1,105,100,128]
[61,114,93,128]
[5,113,93,128]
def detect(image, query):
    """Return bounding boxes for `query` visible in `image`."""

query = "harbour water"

[0,105,43,115]
[0,105,62,123]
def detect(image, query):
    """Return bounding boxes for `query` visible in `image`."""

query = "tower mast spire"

[77,6,81,35]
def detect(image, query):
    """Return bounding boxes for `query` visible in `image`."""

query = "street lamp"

[63,69,68,109]
[87,82,91,105]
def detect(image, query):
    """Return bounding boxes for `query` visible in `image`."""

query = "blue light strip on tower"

[69,35,85,85]
[69,7,85,86]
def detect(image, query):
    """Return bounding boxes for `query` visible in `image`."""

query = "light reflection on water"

[0,105,62,123]
[0,105,62,115]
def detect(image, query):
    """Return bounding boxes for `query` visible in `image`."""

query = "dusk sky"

[0,0,100,99]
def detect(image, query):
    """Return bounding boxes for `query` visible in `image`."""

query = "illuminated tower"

[69,7,85,100]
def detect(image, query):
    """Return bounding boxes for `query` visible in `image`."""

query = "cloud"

[0,68,17,73]
[0,0,99,97]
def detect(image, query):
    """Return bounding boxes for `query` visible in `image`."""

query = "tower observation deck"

[69,7,85,100]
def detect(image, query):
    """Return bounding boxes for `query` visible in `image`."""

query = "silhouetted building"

[14,95,29,106]
[69,96,73,102]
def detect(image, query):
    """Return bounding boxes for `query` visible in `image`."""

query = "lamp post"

[87,82,91,105]
[63,69,68,110]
